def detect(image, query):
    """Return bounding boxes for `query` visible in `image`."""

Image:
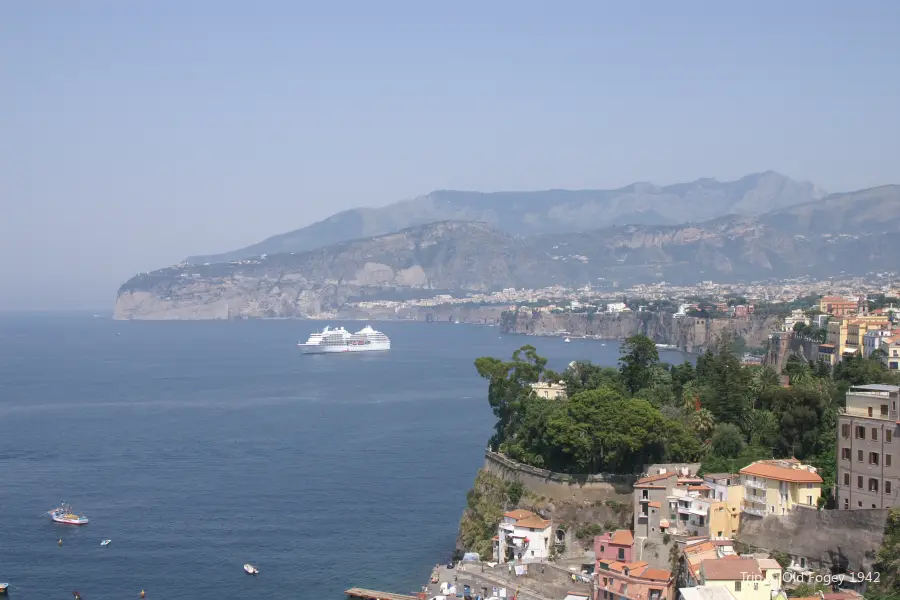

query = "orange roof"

[659,519,670,528]
[740,461,823,484]
[610,530,634,546]
[635,472,677,486]
[684,541,716,556]
[688,485,711,491]
[640,568,672,582]
[514,515,551,530]
[503,509,536,520]
[648,501,661,508]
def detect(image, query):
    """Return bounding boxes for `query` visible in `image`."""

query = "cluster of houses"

[488,455,873,600]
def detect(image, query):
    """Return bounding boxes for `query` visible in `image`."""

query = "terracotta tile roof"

[740,461,823,483]
[640,568,672,582]
[702,558,761,581]
[659,519,670,528]
[503,509,536,520]
[684,541,716,555]
[610,530,634,546]
[636,472,677,486]
[688,485,711,491]
[702,473,736,482]
[514,515,551,530]
[648,501,661,508]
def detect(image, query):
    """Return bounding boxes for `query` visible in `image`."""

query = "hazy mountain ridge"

[116,184,900,319]
[185,171,825,264]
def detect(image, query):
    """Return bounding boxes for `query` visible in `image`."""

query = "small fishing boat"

[564,337,571,343]
[101,539,111,546]
[244,564,259,575]
[0,582,9,595]
[49,503,89,525]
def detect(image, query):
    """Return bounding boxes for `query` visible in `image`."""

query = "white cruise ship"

[298,325,391,354]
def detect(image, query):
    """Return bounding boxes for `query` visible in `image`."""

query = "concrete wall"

[483,450,635,504]
[737,508,888,573]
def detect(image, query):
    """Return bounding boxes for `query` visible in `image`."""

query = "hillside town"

[432,385,897,600]
[423,292,900,600]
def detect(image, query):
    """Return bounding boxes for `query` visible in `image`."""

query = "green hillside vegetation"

[475,333,900,508]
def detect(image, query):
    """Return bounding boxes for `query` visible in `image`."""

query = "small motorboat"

[101,539,111,546]
[563,337,571,343]
[244,564,259,575]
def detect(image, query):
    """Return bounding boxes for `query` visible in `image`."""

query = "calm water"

[0,314,660,599]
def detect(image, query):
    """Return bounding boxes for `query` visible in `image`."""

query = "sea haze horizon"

[0,314,683,599]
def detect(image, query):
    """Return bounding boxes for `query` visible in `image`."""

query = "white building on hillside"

[494,509,552,563]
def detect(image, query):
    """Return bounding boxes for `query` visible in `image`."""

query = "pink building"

[595,530,635,563]
[594,529,675,600]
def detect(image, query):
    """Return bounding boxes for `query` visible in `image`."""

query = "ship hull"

[299,342,390,354]
[52,516,89,525]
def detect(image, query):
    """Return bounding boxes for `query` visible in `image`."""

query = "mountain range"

[186,171,825,264]
[115,180,900,319]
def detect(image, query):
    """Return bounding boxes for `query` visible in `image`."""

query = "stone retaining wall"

[738,508,889,572]
[483,450,635,503]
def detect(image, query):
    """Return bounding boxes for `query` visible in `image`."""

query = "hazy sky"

[3,1,899,309]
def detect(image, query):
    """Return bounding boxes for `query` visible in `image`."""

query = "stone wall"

[482,450,635,504]
[738,508,888,572]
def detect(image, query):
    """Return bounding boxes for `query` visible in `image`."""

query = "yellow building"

[826,316,891,359]
[696,557,783,600]
[703,474,744,538]
[739,459,822,516]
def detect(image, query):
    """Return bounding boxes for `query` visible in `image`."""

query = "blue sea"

[0,314,680,599]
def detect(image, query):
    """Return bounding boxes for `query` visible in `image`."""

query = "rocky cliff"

[501,312,781,353]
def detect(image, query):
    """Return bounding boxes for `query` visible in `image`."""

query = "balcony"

[741,503,766,517]
[745,479,767,490]
[745,495,766,505]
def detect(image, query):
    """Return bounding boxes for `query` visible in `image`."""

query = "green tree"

[869,508,900,597]
[681,380,703,412]
[742,409,779,448]
[475,345,548,449]
[563,361,625,396]
[710,423,746,458]
[692,408,716,439]
[619,334,660,394]
[696,332,750,425]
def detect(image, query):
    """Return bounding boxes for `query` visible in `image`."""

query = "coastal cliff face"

[501,312,781,353]
[114,221,571,320]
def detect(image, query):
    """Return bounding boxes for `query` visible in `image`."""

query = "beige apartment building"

[837,384,900,509]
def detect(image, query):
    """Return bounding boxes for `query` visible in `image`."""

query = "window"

[870,478,879,493]
[754,583,759,591]
[858,450,864,462]
[807,495,813,505]
[844,498,849,509]
[842,424,851,438]
[871,452,880,466]
[842,448,851,460]
[887,481,893,495]
[858,476,864,489]
[800,557,808,569]
[617,548,625,560]
[857,426,866,439]
[735,581,742,592]
[873,428,879,442]
[888,430,894,444]
[869,407,875,417]
[882,405,890,417]
[530,550,534,556]
[844,473,850,486]
[888,454,893,467]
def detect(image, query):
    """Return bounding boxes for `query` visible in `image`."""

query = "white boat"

[244,564,259,575]
[298,325,390,354]
[101,539,111,546]
[48,503,89,525]
[564,337,571,343]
